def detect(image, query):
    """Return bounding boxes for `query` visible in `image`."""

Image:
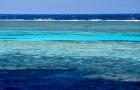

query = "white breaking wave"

[0,19,140,22]
[102,20,140,22]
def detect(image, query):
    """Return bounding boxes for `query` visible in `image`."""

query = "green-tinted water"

[0,21,140,81]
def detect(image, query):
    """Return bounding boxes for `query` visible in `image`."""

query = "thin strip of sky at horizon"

[0,0,140,14]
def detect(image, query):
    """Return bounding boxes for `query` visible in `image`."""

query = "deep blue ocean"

[0,14,140,90]
[0,14,140,20]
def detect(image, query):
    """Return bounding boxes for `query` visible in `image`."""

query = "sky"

[0,0,140,14]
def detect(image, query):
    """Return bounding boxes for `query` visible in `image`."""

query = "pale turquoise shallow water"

[0,30,140,41]
[0,21,140,81]
[0,21,140,41]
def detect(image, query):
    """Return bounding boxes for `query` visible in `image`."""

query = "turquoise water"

[0,21,140,82]
[1,33,140,41]
[0,21,140,41]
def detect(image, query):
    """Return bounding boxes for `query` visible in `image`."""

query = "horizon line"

[0,13,140,15]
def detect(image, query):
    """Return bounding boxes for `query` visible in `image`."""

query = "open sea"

[0,14,140,90]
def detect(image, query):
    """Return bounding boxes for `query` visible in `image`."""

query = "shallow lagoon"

[0,21,140,90]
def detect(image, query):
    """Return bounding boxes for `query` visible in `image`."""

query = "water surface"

[0,21,140,90]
